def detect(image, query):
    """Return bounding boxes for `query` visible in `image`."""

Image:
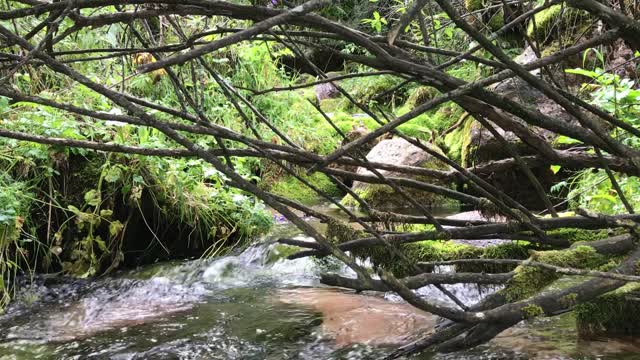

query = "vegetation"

[2,0,640,358]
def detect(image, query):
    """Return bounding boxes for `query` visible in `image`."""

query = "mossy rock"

[487,9,505,31]
[269,172,342,204]
[464,0,484,12]
[443,114,474,164]
[526,5,590,44]
[340,139,457,210]
[319,98,351,113]
[547,228,612,244]
[340,74,408,107]
[405,87,438,108]
[576,284,640,338]
[352,239,530,277]
[499,245,610,302]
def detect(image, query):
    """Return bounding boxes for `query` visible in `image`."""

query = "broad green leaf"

[565,68,599,79]
[109,221,124,237]
[84,190,101,207]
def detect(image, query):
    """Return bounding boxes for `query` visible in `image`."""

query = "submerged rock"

[341,138,455,210]
[276,288,436,346]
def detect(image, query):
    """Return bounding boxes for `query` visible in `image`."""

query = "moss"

[397,123,432,140]
[340,74,408,106]
[265,244,302,264]
[487,9,505,31]
[325,218,365,245]
[405,87,437,108]
[560,293,578,308]
[319,98,350,113]
[576,284,640,338]
[526,5,590,44]
[358,240,530,277]
[269,172,342,204]
[521,304,545,319]
[340,182,458,210]
[547,228,612,244]
[597,257,624,272]
[499,245,609,302]
[465,0,484,12]
[442,115,473,164]
[333,115,379,134]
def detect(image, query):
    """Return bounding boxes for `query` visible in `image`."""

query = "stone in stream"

[276,287,437,346]
[341,138,456,210]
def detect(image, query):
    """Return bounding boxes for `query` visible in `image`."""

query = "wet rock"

[341,138,455,210]
[277,288,436,346]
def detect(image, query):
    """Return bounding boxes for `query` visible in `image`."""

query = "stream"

[1,207,639,359]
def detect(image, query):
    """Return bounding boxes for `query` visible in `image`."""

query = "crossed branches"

[1,0,640,357]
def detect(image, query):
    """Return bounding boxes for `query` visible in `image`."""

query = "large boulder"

[341,137,456,210]
[329,122,382,187]
[458,46,574,210]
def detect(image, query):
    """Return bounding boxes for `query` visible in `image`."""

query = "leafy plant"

[361,11,388,33]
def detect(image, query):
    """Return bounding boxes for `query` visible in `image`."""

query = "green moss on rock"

[465,0,484,12]
[487,9,505,31]
[405,87,438,108]
[526,5,590,44]
[319,98,350,113]
[443,115,473,164]
[521,304,545,319]
[576,284,640,338]
[500,246,609,302]
[355,240,530,277]
[547,228,612,244]
[270,172,342,204]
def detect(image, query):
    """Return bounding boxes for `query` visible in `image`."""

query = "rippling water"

[0,217,638,360]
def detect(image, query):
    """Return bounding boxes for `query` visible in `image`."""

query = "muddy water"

[0,209,638,359]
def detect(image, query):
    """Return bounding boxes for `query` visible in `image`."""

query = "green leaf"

[94,236,109,253]
[555,135,581,145]
[0,96,9,111]
[84,190,101,207]
[104,166,122,183]
[550,165,561,174]
[565,68,599,79]
[67,205,81,216]
[109,220,124,237]
[99,209,113,218]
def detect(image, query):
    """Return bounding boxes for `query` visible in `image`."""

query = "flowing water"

[1,209,639,359]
